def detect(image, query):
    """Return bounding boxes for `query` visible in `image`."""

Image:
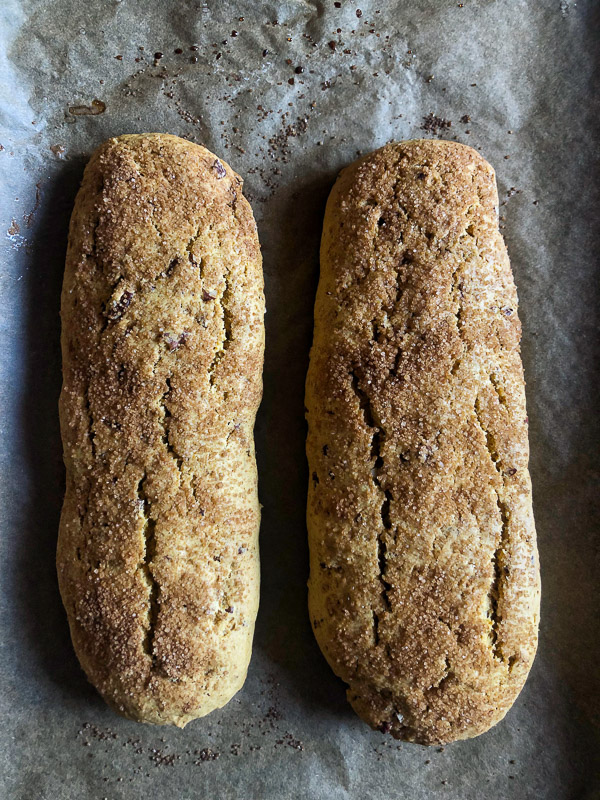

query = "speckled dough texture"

[58,133,264,726]
[306,140,540,745]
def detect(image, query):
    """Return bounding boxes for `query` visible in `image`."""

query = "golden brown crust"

[58,133,264,726]
[306,139,540,745]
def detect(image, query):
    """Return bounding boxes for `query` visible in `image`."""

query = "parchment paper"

[1,1,599,798]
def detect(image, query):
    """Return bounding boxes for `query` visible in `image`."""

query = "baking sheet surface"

[1,1,599,798]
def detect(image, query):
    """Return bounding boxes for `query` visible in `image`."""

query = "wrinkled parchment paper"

[1,1,599,798]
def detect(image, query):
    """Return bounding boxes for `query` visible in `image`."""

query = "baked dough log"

[306,140,540,745]
[58,133,264,726]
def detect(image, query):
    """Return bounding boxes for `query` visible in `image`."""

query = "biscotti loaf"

[306,139,540,745]
[58,133,264,726]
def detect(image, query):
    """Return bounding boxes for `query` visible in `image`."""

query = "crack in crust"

[350,369,393,644]
[474,395,510,660]
[83,383,97,458]
[208,276,233,386]
[159,375,184,473]
[137,475,159,666]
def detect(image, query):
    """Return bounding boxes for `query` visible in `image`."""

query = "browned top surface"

[58,133,264,725]
[306,139,540,744]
